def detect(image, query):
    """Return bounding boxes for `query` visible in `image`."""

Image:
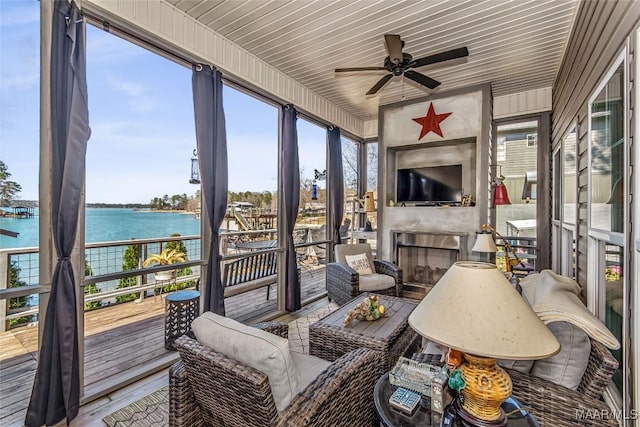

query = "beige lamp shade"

[408,261,559,360]
[472,232,498,253]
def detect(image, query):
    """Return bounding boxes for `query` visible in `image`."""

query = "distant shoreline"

[87,203,149,209]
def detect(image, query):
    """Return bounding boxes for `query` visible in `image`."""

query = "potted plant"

[143,248,186,281]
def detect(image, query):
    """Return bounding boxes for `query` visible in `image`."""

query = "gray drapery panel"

[327,127,343,246]
[281,105,301,311]
[192,65,228,315]
[26,1,89,425]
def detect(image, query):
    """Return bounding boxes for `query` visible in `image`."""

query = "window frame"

[586,48,629,411]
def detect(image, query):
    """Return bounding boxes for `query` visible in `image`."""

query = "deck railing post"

[0,251,9,332]
[137,242,145,302]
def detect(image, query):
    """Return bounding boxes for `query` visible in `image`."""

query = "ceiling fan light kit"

[335,34,469,95]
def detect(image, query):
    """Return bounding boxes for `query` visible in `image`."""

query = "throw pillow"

[192,312,298,412]
[530,321,591,390]
[344,253,373,275]
[497,358,535,374]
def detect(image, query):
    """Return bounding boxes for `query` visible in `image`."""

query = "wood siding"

[493,87,553,119]
[552,0,640,289]
[551,0,639,417]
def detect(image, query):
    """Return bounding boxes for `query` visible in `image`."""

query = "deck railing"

[495,235,538,272]
[0,228,329,331]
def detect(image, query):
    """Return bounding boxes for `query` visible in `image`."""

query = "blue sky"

[1,0,328,204]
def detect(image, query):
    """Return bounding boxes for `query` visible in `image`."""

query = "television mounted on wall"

[397,165,463,204]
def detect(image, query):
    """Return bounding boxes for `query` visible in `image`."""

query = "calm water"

[0,208,200,249]
[2,208,201,299]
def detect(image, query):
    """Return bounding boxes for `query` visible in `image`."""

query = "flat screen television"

[397,165,463,203]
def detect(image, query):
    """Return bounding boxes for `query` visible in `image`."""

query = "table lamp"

[408,261,559,426]
[472,224,523,273]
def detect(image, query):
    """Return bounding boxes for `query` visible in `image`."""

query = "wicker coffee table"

[310,293,419,370]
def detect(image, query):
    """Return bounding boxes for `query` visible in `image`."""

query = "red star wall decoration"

[412,102,452,139]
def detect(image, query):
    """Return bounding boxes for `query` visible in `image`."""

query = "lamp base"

[454,398,507,427]
[458,354,512,425]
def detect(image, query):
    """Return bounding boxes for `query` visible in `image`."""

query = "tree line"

[149,190,276,211]
[0,161,22,207]
[149,192,200,211]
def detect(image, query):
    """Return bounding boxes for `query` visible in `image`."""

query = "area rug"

[287,302,339,354]
[102,386,168,427]
[101,303,338,426]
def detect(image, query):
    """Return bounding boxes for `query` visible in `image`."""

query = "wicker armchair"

[327,243,401,306]
[507,339,619,426]
[169,321,385,427]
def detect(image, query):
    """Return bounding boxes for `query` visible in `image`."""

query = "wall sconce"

[491,165,510,206]
[311,169,326,201]
[189,149,200,184]
[521,171,537,203]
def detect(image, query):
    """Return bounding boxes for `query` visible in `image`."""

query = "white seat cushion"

[289,351,331,392]
[358,273,395,292]
[192,312,298,412]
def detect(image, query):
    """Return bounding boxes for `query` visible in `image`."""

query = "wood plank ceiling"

[166,0,578,121]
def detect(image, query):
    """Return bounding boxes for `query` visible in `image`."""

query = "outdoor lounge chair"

[326,243,401,305]
[169,318,385,427]
[506,338,619,426]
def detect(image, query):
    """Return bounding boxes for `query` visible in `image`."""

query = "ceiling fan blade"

[384,34,403,64]
[404,70,440,90]
[408,46,469,69]
[366,74,393,95]
[335,67,388,72]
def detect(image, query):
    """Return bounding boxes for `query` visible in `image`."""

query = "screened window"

[553,149,562,222]
[526,134,537,147]
[563,127,577,225]
[587,52,627,407]
[366,142,379,229]
[589,62,625,233]
[602,244,624,392]
[296,119,327,296]
[342,138,359,231]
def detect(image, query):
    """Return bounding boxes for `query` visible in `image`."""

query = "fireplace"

[392,231,467,299]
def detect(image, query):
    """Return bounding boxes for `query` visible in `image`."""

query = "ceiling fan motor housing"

[384,53,414,76]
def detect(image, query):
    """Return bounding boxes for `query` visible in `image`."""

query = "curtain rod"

[82,11,364,143]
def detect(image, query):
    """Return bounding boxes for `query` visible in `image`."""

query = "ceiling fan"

[335,34,469,95]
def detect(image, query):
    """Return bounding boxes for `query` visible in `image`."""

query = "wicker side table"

[165,290,200,350]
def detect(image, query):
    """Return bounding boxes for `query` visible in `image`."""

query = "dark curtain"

[192,65,228,315]
[281,105,301,311]
[327,126,343,246]
[26,1,89,425]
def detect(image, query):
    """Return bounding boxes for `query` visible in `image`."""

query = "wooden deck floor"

[0,266,327,427]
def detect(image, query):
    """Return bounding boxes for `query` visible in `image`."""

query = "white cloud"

[104,76,161,114]
[0,72,38,90]
[86,31,144,65]
[0,2,39,27]
[109,78,146,97]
